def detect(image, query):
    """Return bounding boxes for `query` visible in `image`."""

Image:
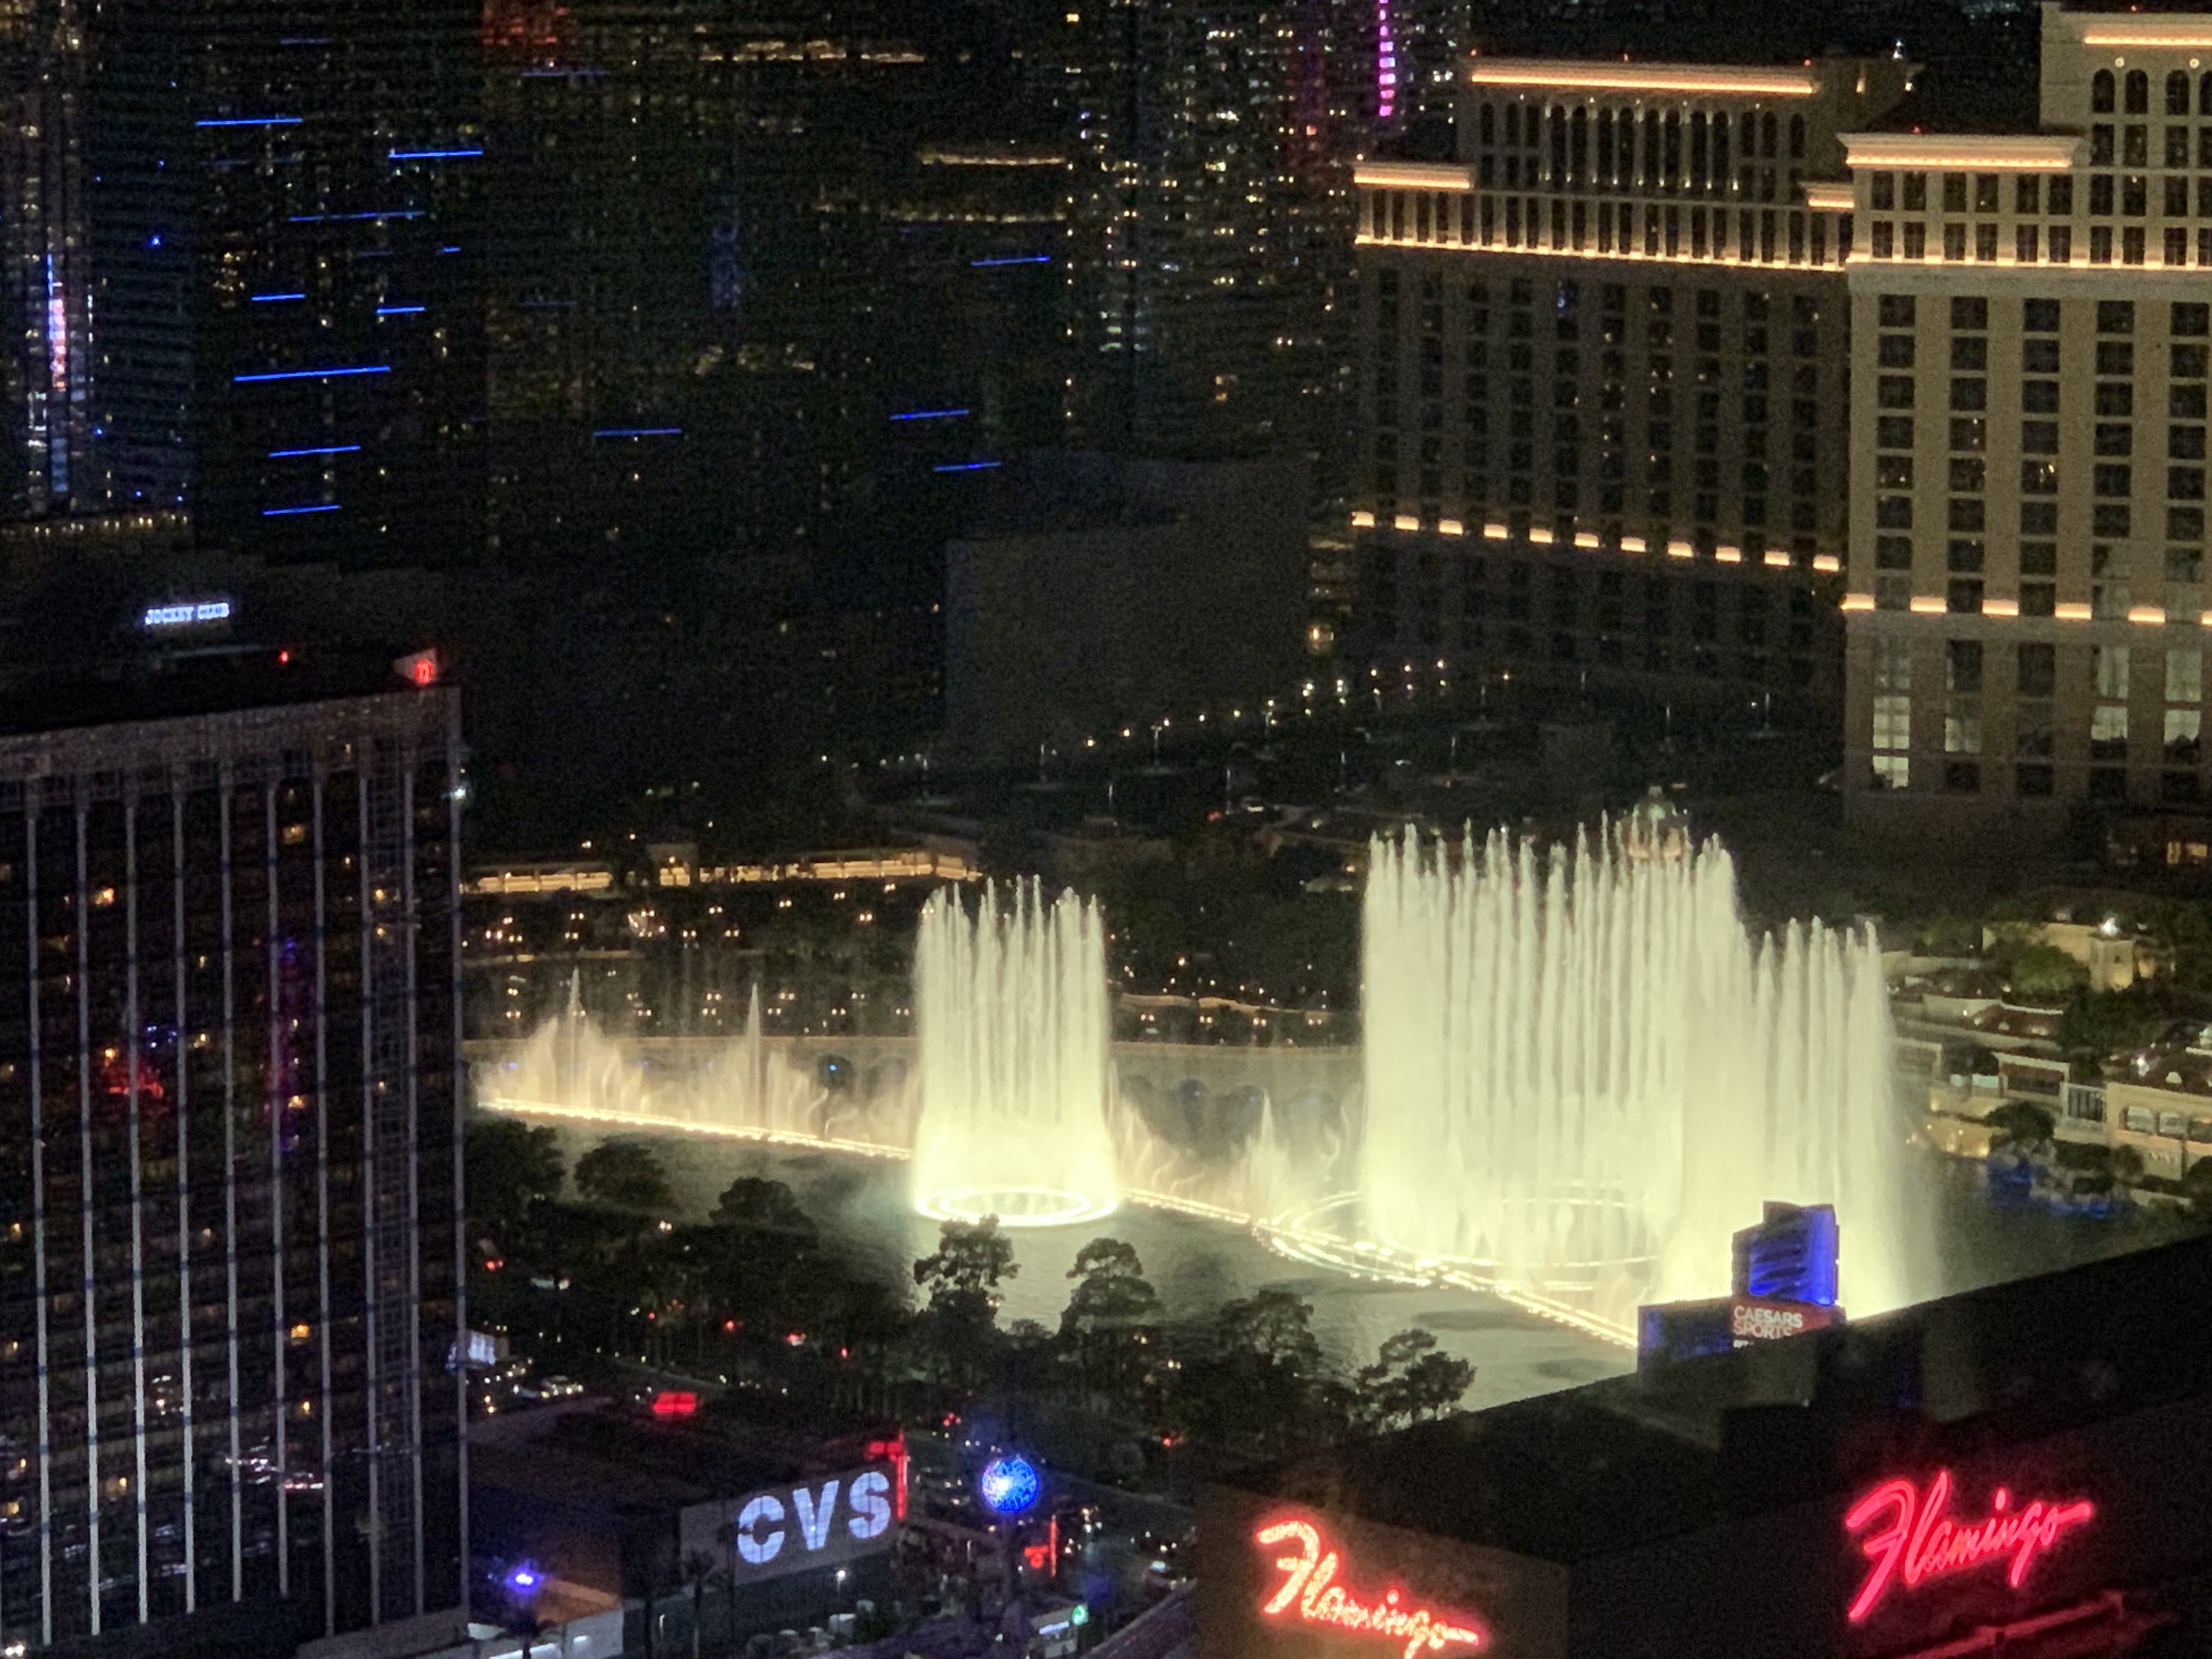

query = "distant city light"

[269,444,360,458]
[389,148,484,160]
[195,115,302,128]
[592,427,683,438]
[250,292,307,303]
[978,1455,1040,1516]
[375,304,426,315]
[262,504,341,516]
[970,255,1052,267]
[142,600,234,630]
[933,460,1002,473]
[890,408,970,421]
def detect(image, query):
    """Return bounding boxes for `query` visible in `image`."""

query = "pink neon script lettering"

[1843,1470,2094,1623]
[1254,1520,1485,1657]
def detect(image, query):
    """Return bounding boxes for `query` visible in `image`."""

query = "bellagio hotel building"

[1842,4,2212,840]
[1347,53,1911,709]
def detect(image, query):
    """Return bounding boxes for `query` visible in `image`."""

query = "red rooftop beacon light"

[394,647,440,686]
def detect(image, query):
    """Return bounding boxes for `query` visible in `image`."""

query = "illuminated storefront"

[1198,1233,2212,1659]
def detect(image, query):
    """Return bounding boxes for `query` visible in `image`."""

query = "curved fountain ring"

[917,1183,1118,1229]
[1256,1190,1649,1348]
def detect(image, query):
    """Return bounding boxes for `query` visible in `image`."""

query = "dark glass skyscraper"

[5,0,484,563]
[0,665,466,1654]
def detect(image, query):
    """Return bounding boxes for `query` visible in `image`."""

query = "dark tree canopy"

[574,1138,674,1214]
[466,1119,566,1227]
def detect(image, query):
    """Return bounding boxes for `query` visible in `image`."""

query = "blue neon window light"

[375,305,425,315]
[262,503,340,516]
[268,445,360,458]
[592,427,682,438]
[196,116,302,128]
[934,460,1002,472]
[971,255,1052,267]
[234,365,390,383]
[389,148,483,160]
[891,408,970,421]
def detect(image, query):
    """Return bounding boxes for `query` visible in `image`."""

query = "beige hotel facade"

[1842,5,2212,844]
[1348,3,2212,850]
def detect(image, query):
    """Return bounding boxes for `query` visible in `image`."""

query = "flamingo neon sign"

[1843,1469,2095,1624]
[1254,1518,1487,1657]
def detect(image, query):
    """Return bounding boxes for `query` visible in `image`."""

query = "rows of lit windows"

[1368,266,1833,560]
[1868,635,2210,802]
[1866,296,2211,619]
[1863,167,2212,268]
[1469,100,1805,203]
[1361,185,1845,269]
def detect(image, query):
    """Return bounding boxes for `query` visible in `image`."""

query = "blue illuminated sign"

[142,600,233,629]
[978,1455,1040,1516]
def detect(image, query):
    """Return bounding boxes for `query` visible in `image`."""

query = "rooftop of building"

[468,1391,900,1513]
[1234,1229,2212,1566]
[0,645,437,744]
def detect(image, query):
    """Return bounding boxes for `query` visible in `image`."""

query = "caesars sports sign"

[681,1462,905,1582]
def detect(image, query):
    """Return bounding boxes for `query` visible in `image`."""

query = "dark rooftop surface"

[469,1395,901,1511]
[0,647,425,742]
[1246,1229,2212,1565]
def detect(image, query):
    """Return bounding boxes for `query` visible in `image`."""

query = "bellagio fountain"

[477,816,1931,1342]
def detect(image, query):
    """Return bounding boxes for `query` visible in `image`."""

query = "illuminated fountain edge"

[474,1094,1639,1350]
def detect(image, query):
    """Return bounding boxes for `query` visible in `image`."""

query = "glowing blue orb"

[977,1455,1040,1516]
[505,1565,541,1594]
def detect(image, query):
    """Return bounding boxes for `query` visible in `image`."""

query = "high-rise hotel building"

[0,658,466,1655]
[1346,56,1911,704]
[1842,4,2212,838]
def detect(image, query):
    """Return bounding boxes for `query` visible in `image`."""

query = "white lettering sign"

[682,1462,901,1582]
[736,1493,786,1564]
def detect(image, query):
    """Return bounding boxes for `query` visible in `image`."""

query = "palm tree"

[682,1550,720,1659]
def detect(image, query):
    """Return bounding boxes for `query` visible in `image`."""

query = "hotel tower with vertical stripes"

[0,662,466,1656]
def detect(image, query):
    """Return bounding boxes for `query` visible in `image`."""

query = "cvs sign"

[681,1463,902,1582]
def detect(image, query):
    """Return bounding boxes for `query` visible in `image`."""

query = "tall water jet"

[1360,819,1924,1330]
[911,882,1119,1227]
